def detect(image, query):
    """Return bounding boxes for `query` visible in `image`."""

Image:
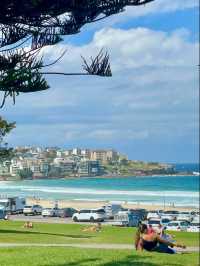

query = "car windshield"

[191,223,200,226]
[162,219,170,223]
[0,202,8,207]
[164,211,179,214]
[24,206,32,208]
[168,223,179,226]
[149,220,160,225]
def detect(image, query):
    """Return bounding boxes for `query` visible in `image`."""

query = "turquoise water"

[0,175,199,207]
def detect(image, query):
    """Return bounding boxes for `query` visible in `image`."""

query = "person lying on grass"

[136,223,186,254]
[82,223,102,232]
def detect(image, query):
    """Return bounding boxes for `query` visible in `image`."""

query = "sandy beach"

[27,198,197,212]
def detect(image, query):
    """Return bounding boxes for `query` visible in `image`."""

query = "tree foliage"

[17,168,33,180]
[0,0,154,106]
[0,116,15,161]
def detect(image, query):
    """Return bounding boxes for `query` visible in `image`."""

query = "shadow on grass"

[101,255,184,266]
[0,229,93,239]
[41,254,185,266]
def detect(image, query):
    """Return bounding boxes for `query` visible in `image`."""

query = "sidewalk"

[0,243,199,252]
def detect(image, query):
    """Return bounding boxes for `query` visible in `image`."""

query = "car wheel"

[90,217,95,223]
[73,216,78,222]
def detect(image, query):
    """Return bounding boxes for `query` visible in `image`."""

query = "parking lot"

[8,214,111,225]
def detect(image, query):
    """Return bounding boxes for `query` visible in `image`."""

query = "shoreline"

[0,173,198,182]
[27,198,198,212]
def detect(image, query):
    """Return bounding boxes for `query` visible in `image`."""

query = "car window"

[80,210,90,214]
[162,219,170,223]
[24,206,32,208]
[180,222,189,226]
[168,223,179,226]
[95,209,105,214]
[191,223,199,226]
[148,220,160,225]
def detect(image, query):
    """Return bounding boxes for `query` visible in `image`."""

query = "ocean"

[0,174,199,208]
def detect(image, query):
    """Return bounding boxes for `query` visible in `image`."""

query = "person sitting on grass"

[136,224,185,254]
[23,221,33,229]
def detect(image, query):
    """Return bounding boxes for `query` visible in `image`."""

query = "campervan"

[0,197,26,214]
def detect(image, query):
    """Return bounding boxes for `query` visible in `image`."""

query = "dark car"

[57,208,77,218]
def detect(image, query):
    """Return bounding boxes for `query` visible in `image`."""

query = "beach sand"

[27,198,196,212]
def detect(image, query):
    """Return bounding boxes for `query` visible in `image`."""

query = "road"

[8,214,112,225]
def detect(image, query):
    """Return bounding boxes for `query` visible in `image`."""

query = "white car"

[177,212,193,222]
[161,211,179,221]
[23,205,42,216]
[72,208,106,222]
[192,215,199,223]
[147,211,160,220]
[166,220,189,231]
[160,218,171,227]
[147,219,161,229]
[187,222,200,232]
[42,207,59,217]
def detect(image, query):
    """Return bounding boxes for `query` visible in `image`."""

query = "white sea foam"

[0,185,198,198]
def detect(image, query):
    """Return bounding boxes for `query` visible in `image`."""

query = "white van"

[103,204,122,219]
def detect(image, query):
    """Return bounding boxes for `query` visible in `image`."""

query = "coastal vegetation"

[0,116,15,162]
[0,145,177,181]
[103,160,176,176]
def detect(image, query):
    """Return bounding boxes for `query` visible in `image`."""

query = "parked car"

[177,212,193,222]
[0,207,6,219]
[147,211,160,220]
[57,208,77,218]
[160,218,171,226]
[112,210,140,227]
[23,205,42,216]
[72,208,106,222]
[187,222,200,232]
[42,207,59,217]
[166,220,189,231]
[103,204,122,219]
[192,215,200,223]
[147,219,161,229]
[161,211,179,221]
[129,209,147,220]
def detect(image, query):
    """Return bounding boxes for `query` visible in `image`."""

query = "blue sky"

[1,0,199,163]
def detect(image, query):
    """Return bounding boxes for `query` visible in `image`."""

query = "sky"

[1,0,199,163]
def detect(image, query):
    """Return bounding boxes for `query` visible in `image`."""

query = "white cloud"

[84,0,198,28]
[43,27,198,73]
[1,26,198,161]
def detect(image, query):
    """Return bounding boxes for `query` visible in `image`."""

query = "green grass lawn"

[0,221,199,247]
[0,247,199,266]
[0,221,199,266]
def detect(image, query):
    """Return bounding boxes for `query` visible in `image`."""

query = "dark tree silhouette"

[0,116,15,161]
[0,0,154,106]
